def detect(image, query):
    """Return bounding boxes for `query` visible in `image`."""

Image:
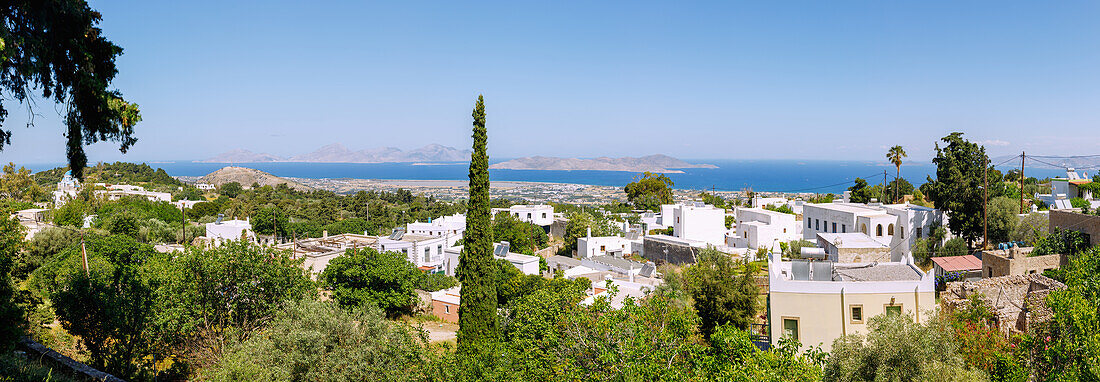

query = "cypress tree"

[457,94,497,353]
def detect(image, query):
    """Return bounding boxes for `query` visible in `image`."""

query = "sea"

[24,159,1067,194]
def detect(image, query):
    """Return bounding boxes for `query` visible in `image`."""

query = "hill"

[489,154,717,173]
[197,166,312,191]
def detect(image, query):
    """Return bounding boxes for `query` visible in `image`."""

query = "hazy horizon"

[2,1,1099,165]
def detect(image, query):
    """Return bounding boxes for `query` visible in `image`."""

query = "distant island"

[198,143,471,163]
[489,154,717,173]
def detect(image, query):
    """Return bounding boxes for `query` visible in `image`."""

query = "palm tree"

[887,146,907,203]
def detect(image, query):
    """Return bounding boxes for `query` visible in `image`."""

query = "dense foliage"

[624,172,674,211]
[925,132,1004,247]
[321,247,424,317]
[684,248,760,338]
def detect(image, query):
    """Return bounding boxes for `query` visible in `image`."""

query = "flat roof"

[817,233,888,249]
[807,203,887,215]
[588,255,645,270]
[834,263,923,281]
[931,255,982,272]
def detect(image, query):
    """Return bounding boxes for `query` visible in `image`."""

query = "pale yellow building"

[767,254,935,352]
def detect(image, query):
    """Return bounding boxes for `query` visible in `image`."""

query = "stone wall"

[18,337,124,382]
[981,247,1066,277]
[836,247,890,263]
[642,237,699,265]
[1049,210,1100,246]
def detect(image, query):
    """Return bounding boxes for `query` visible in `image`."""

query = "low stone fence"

[17,336,124,382]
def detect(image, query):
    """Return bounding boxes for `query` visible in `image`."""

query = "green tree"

[624,172,674,211]
[684,248,760,338]
[155,241,315,365]
[0,163,46,201]
[884,178,915,203]
[219,182,243,198]
[0,2,142,179]
[987,196,1020,245]
[203,299,441,382]
[848,178,878,203]
[43,235,158,379]
[251,205,289,236]
[492,211,547,255]
[700,191,726,209]
[887,146,908,203]
[1011,212,1047,244]
[0,213,23,350]
[457,95,498,356]
[320,247,420,318]
[825,313,989,382]
[925,133,999,247]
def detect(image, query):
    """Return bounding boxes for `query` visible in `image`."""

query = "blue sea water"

[25,159,1064,194]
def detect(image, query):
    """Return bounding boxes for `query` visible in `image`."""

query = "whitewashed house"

[728,207,801,250]
[407,214,465,247]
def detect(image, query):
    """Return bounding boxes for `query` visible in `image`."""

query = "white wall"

[672,203,726,246]
[578,236,635,259]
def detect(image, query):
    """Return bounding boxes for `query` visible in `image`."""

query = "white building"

[669,202,727,246]
[1042,168,1100,210]
[377,231,449,272]
[53,171,80,206]
[803,202,948,262]
[491,204,555,226]
[407,214,465,247]
[196,183,216,191]
[97,184,172,203]
[205,218,256,246]
[577,229,643,259]
[728,207,801,250]
[767,252,935,352]
[443,242,541,277]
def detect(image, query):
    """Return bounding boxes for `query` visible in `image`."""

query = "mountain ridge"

[198,144,471,163]
[489,154,717,173]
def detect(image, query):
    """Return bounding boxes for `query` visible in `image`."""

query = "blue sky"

[2,1,1099,164]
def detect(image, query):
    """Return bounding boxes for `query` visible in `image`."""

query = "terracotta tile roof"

[931,255,982,272]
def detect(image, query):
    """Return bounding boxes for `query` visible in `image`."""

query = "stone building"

[980,246,1065,278]
[941,274,1066,333]
[1049,210,1100,247]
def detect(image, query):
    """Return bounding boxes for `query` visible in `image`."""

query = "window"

[600,245,606,252]
[832,222,837,233]
[424,247,430,262]
[815,219,820,230]
[807,219,812,229]
[916,227,923,238]
[988,267,993,277]
[885,304,902,315]
[444,305,450,314]
[527,213,532,219]
[438,245,443,254]
[876,224,883,236]
[861,224,868,234]
[782,317,800,342]
[542,213,547,218]
[850,305,864,324]
[783,228,787,233]
[888,224,895,236]
[842,225,847,233]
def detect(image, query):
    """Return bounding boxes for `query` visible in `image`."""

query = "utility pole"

[80,230,89,277]
[181,205,187,246]
[983,157,990,250]
[883,170,888,203]
[1019,152,1026,214]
